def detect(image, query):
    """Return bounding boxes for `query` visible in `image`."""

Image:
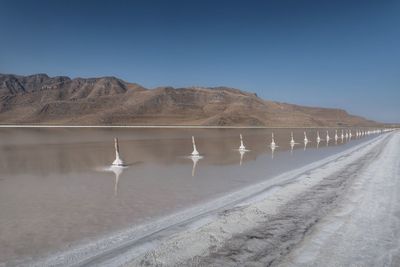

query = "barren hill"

[0,73,379,127]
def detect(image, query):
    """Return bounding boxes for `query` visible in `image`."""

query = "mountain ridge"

[0,73,380,127]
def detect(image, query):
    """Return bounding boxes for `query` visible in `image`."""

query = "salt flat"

[281,130,400,267]
[122,131,398,266]
[2,129,390,267]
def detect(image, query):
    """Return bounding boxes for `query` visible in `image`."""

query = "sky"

[0,0,399,122]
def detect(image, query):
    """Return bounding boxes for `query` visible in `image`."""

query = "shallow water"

[0,127,376,266]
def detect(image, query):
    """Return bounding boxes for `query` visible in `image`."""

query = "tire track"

[190,134,390,267]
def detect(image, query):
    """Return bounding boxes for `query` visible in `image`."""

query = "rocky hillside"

[0,73,379,126]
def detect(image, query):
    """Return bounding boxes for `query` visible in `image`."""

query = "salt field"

[0,127,382,266]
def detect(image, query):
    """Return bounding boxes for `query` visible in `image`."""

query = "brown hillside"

[0,74,380,127]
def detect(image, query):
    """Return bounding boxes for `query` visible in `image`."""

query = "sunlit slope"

[0,74,379,126]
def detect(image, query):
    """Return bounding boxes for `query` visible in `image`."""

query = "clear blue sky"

[0,0,399,122]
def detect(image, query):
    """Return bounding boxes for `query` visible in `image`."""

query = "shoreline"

[126,135,394,267]
[280,131,400,266]
[125,133,390,266]
[0,125,387,129]
[28,133,387,267]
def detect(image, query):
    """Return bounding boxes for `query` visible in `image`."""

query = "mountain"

[0,73,380,126]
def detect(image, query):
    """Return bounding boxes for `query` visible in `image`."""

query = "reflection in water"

[316,131,321,148]
[239,150,246,166]
[317,131,321,144]
[326,131,330,147]
[290,132,299,155]
[290,132,295,146]
[0,128,379,177]
[290,142,295,154]
[237,134,250,165]
[0,127,383,266]
[271,145,276,159]
[304,131,309,143]
[105,165,127,196]
[189,136,203,176]
[326,130,330,144]
[189,156,202,176]
[304,132,310,151]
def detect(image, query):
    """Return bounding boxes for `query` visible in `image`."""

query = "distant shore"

[0,125,389,129]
